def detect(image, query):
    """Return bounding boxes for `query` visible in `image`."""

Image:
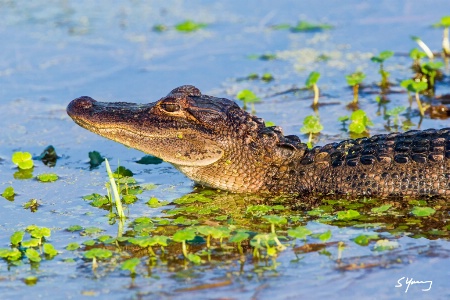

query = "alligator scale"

[67,85,450,197]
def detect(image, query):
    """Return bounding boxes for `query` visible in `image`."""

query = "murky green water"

[1,1,449,299]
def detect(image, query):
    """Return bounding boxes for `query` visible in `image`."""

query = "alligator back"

[265,128,450,197]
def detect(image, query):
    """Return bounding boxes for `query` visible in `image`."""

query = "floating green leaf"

[12,152,34,169]
[36,173,58,182]
[411,206,436,217]
[88,151,104,168]
[25,248,41,262]
[337,209,360,220]
[66,242,80,251]
[135,155,163,165]
[10,231,25,245]
[121,257,141,274]
[67,225,83,232]
[319,230,332,241]
[1,186,15,199]
[43,243,58,257]
[0,248,21,261]
[84,248,112,260]
[371,204,392,213]
[290,21,333,32]
[175,20,207,32]
[287,226,312,240]
[22,239,40,247]
[147,197,169,208]
[353,234,379,246]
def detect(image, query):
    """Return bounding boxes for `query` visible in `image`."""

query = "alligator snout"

[67,96,97,118]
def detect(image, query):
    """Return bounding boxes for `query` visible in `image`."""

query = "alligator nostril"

[73,96,95,109]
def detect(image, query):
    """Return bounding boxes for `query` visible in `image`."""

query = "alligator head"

[67,85,307,193]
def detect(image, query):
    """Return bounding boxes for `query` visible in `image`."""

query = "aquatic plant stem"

[415,92,425,117]
[443,27,450,56]
[352,85,359,104]
[312,84,319,106]
[105,158,126,220]
[181,240,188,258]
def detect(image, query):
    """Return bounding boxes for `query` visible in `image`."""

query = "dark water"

[1,1,449,299]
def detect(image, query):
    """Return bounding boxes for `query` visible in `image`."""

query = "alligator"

[67,85,450,197]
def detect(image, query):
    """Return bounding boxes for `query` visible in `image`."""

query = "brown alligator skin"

[67,85,450,197]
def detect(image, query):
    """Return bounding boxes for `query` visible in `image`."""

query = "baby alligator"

[67,85,450,197]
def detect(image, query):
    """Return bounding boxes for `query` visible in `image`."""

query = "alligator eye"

[160,103,181,113]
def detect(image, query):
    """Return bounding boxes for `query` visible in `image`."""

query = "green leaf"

[261,73,274,82]
[175,20,207,32]
[147,197,169,208]
[187,253,202,264]
[354,234,379,246]
[305,71,320,88]
[0,248,22,261]
[173,228,196,242]
[12,152,34,169]
[290,21,333,32]
[401,79,428,93]
[152,24,168,32]
[263,215,287,225]
[409,48,427,60]
[337,209,360,220]
[265,121,275,127]
[338,116,349,122]
[349,110,371,134]
[229,232,250,243]
[25,248,41,262]
[411,206,436,217]
[83,240,96,246]
[421,61,444,73]
[22,239,40,247]
[36,173,58,182]
[88,151,104,168]
[371,204,392,213]
[346,72,366,86]
[287,226,312,239]
[43,243,58,257]
[2,186,15,199]
[81,227,104,236]
[113,166,133,178]
[28,227,51,239]
[24,276,38,286]
[386,106,406,117]
[121,257,140,273]
[10,231,25,245]
[433,16,450,27]
[300,115,323,134]
[371,50,394,63]
[67,225,83,232]
[236,89,261,103]
[84,248,112,259]
[66,242,80,251]
[319,230,332,241]
[135,155,163,165]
